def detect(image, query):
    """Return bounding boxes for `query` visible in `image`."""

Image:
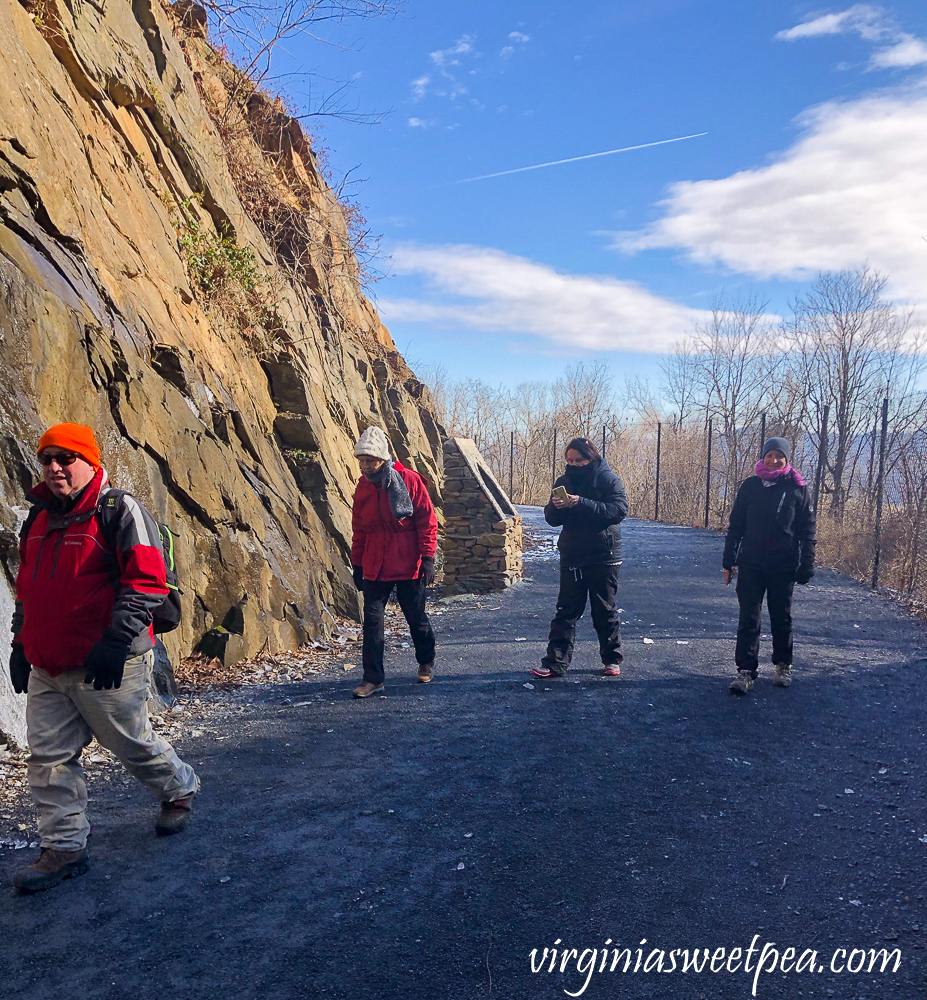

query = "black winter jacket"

[544,457,629,568]
[722,475,816,577]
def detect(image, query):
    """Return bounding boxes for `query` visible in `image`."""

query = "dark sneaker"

[531,666,564,679]
[13,848,89,893]
[417,662,434,684]
[155,795,195,836]
[773,663,793,688]
[353,681,385,699]
[729,671,755,694]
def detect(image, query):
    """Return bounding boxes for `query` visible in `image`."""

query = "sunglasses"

[39,451,81,467]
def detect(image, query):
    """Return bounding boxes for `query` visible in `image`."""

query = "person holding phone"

[533,437,629,678]
[723,437,816,694]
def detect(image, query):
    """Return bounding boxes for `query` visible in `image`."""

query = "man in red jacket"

[351,425,438,697]
[8,424,199,893]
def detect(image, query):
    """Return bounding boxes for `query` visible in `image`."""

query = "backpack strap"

[95,487,131,551]
[19,504,43,543]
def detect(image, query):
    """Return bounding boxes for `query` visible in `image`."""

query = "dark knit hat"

[762,437,791,463]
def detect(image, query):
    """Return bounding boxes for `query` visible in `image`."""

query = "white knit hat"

[354,425,392,462]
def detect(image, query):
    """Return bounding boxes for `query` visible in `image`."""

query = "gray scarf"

[366,461,414,520]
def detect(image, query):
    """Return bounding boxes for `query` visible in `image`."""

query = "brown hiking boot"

[155,795,195,836]
[729,671,755,694]
[773,663,793,688]
[13,847,89,893]
[353,681,384,699]
[417,662,434,684]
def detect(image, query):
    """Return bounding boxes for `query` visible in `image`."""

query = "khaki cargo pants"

[26,651,199,851]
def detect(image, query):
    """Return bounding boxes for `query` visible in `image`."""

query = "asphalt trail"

[2,514,925,1000]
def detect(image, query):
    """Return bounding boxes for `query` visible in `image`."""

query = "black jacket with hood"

[722,473,816,578]
[544,457,629,568]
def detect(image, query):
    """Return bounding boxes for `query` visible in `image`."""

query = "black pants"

[542,563,622,674]
[735,566,795,674]
[362,578,435,685]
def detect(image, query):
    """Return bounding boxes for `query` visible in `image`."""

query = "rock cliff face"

[0,0,443,745]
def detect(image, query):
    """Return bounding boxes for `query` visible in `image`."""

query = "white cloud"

[407,117,433,129]
[430,35,477,69]
[379,244,708,353]
[508,31,531,43]
[775,4,888,42]
[499,46,515,58]
[618,87,927,304]
[776,5,927,71]
[410,75,430,101]
[871,34,927,68]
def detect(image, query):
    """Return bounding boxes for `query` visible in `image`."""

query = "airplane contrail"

[452,132,708,184]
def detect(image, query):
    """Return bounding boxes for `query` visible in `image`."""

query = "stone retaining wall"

[441,439,523,594]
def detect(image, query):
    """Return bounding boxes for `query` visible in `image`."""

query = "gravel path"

[2,513,925,999]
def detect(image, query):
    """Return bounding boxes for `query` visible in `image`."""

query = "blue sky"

[267,1,927,387]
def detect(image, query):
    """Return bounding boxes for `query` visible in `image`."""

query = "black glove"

[795,567,814,585]
[418,556,436,587]
[352,566,364,590]
[83,637,131,690]
[9,643,31,695]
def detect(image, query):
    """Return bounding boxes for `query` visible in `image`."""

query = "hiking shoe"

[531,666,563,679]
[13,848,89,893]
[773,663,793,688]
[729,671,755,695]
[155,794,195,836]
[353,681,385,699]
[417,662,434,684]
[602,665,621,677]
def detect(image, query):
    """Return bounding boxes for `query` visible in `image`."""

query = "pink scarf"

[755,461,808,487]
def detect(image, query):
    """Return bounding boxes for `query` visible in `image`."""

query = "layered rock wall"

[0,0,443,745]
[442,438,522,594]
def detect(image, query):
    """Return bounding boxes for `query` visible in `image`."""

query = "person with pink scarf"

[722,438,816,694]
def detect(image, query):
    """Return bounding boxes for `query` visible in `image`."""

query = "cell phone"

[552,485,569,502]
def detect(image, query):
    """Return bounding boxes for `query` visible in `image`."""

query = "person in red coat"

[350,426,438,697]
[8,424,199,893]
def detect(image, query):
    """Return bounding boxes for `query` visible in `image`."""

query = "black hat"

[762,437,791,463]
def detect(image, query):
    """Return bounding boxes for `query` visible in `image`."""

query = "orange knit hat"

[37,423,102,469]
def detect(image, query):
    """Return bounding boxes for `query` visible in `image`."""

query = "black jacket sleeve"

[572,472,628,528]
[796,488,816,574]
[722,481,749,569]
[543,475,568,526]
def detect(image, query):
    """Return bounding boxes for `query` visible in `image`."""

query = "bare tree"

[689,296,774,504]
[790,266,924,515]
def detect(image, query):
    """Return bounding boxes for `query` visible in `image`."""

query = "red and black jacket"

[14,467,169,676]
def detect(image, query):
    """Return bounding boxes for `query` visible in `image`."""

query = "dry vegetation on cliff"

[0,0,443,745]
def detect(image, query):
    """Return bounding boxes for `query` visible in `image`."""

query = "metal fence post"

[654,421,662,521]
[760,411,767,449]
[551,429,558,487]
[509,430,514,499]
[871,397,889,589]
[813,405,830,517]
[704,417,713,528]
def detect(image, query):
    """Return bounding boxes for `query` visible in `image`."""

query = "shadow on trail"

[1,517,925,1000]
